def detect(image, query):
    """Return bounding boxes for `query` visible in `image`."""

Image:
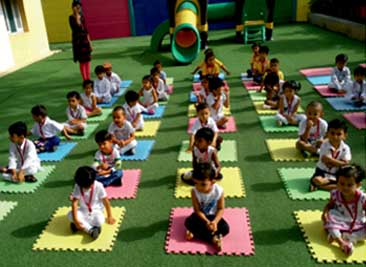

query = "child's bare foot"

[212,234,222,251]
[309,183,317,192]
[185,230,194,241]
[341,241,353,256]
[327,234,334,244]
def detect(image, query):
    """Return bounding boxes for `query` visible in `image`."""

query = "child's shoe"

[70,223,78,233]
[216,136,223,151]
[147,109,155,115]
[24,175,37,183]
[341,241,353,256]
[124,148,136,156]
[181,172,195,186]
[89,226,101,240]
[212,234,223,251]
[276,120,283,127]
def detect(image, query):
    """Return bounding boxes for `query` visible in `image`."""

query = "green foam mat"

[0,165,56,193]
[177,140,237,162]
[0,201,17,221]
[278,167,329,200]
[248,91,266,101]
[258,116,299,133]
[61,123,99,141]
[87,109,112,122]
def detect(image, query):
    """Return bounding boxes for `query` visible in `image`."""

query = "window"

[0,0,26,33]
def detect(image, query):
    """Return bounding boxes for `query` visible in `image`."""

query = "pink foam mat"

[299,67,332,76]
[192,81,229,91]
[343,112,366,130]
[242,81,261,90]
[360,63,366,68]
[105,169,141,199]
[165,207,255,255]
[314,85,345,97]
[187,116,237,133]
[167,85,174,95]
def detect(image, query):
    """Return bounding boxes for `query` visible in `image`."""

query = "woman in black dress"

[69,1,92,80]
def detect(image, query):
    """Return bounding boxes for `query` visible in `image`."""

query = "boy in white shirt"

[94,65,112,103]
[151,67,168,101]
[153,59,167,83]
[64,91,87,136]
[310,119,351,191]
[329,54,351,93]
[1,121,41,183]
[206,77,230,129]
[104,62,121,95]
[68,166,115,239]
[122,90,144,130]
[345,66,366,107]
[296,101,327,157]
[30,105,71,153]
[108,106,137,155]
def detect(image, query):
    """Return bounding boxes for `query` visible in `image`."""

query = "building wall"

[41,0,71,43]
[8,0,50,69]
[0,5,14,72]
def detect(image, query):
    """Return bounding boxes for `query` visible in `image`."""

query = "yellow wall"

[296,0,311,22]
[9,0,50,68]
[41,0,71,43]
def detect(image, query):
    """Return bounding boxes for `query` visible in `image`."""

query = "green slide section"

[150,19,170,51]
[171,23,200,63]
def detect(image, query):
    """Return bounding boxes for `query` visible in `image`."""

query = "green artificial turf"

[0,24,365,267]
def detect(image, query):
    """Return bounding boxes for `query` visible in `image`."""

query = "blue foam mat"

[326,97,366,111]
[142,106,165,119]
[121,140,155,161]
[113,87,126,97]
[189,92,197,103]
[97,96,119,108]
[306,75,331,85]
[120,80,133,88]
[193,73,225,82]
[38,142,77,162]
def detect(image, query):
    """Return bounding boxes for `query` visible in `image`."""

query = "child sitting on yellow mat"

[322,164,366,256]
[68,166,115,240]
[191,49,230,78]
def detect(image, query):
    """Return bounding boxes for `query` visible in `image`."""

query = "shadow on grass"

[118,219,169,242]
[253,225,303,245]
[251,181,283,192]
[157,125,187,133]
[11,220,49,238]
[43,179,74,189]
[152,144,182,154]
[66,149,97,160]
[139,174,175,189]
[244,152,271,162]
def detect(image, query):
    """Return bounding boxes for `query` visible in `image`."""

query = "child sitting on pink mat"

[322,164,366,256]
[184,163,229,251]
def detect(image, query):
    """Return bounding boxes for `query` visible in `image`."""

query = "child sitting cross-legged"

[196,75,211,105]
[122,90,144,131]
[64,91,87,136]
[345,66,366,107]
[310,119,351,192]
[184,163,230,251]
[322,164,366,256]
[275,80,305,126]
[139,75,158,115]
[329,53,351,94]
[103,62,121,96]
[296,101,328,157]
[108,106,137,156]
[92,130,123,187]
[150,67,168,101]
[80,80,102,117]
[206,76,230,129]
[94,65,112,104]
[68,166,116,240]
[0,121,40,183]
[182,127,222,185]
[262,72,281,110]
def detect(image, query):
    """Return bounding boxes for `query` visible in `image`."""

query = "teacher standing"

[69,1,92,81]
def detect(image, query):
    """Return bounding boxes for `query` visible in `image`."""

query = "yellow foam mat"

[253,101,304,115]
[135,121,161,137]
[175,167,245,199]
[33,206,125,252]
[187,104,231,117]
[294,210,366,264]
[266,139,317,162]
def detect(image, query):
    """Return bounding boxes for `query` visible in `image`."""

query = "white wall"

[0,4,14,72]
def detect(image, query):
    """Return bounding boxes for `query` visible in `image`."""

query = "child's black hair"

[94,65,105,75]
[306,101,323,110]
[251,42,260,49]
[354,66,366,76]
[208,76,224,91]
[95,130,112,143]
[336,164,365,184]
[74,166,96,189]
[283,80,301,92]
[204,48,213,55]
[72,0,81,8]
[259,45,269,54]
[113,106,125,114]
[195,127,214,143]
[124,90,139,103]
[264,72,279,86]
[31,105,47,117]
[8,121,27,137]
[142,75,152,82]
[204,49,215,62]
[150,67,160,76]
[270,58,279,65]
[195,103,209,112]
[335,53,348,63]
[327,119,348,133]
[153,59,161,66]
[66,91,81,100]
[192,163,216,181]
[82,79,93,88]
